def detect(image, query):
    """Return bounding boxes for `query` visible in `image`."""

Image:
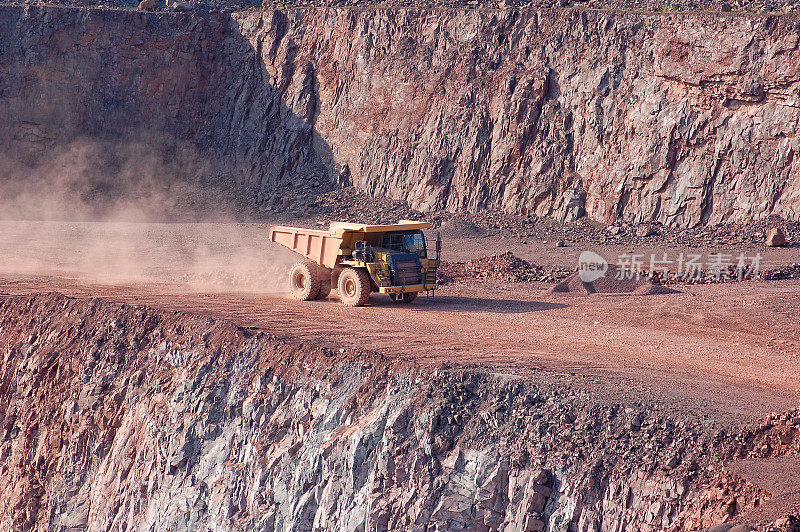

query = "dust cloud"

[0,138,253,222]
[0,139,298,294]
[0,221,298,293]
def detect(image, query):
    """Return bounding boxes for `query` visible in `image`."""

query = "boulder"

[636,225,657,238]
[766,227,788,247]
[137,0,157,10]
[168,0,192,10]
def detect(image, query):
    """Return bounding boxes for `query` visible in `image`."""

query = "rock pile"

[596,219,799,250]
[440,253,800,288]
[761,264,800,281]
[300,190,798,255]
[439,252,573,284]
[646,263,800,285]
[305,187,431,227]
[550,265,680,295]
[649,266,759,285]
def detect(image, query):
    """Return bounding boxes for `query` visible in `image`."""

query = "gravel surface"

[2,272,799,427]
[0,219,798,427]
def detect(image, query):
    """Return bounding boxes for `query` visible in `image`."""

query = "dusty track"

[1,219,798,423]
[2,274,798,425]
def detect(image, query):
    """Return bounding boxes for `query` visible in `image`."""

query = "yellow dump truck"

[268,220,440,306]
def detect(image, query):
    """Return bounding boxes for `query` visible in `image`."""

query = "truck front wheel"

[338,268,371,307]
[289,261,321,301]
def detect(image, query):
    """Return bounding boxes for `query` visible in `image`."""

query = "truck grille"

[391,254,423,285]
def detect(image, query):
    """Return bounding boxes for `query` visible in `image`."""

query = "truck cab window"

[402,232,427,258]
[382,231,427,258]
[383,233,404,251]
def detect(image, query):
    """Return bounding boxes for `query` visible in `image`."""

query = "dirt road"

[1,219,798,423]
[2,274,798,425]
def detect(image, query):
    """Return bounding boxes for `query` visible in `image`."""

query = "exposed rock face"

[0,7,335,219]
[1,6,800,226]
[1,292,798,531]
[240,9,800,227]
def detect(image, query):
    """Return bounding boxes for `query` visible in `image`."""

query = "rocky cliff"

[0,7,334,220]
[1,6,799,226]
[1,292,799,531]
[241,8,800,227]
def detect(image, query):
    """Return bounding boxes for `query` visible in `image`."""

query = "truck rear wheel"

[389,292,417,303]
[338,267,371,307]
[289,261,321,301]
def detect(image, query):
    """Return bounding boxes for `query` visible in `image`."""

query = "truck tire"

[389,292,417,303]
[338,267,371,307]
[289,261,321,301]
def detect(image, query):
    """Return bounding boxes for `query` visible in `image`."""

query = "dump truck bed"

[268,226,343,269]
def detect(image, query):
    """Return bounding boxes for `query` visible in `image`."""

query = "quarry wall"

[2,293,797,530]
[2,6,799,223]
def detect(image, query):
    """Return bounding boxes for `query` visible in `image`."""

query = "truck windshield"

[382,231,427,258]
